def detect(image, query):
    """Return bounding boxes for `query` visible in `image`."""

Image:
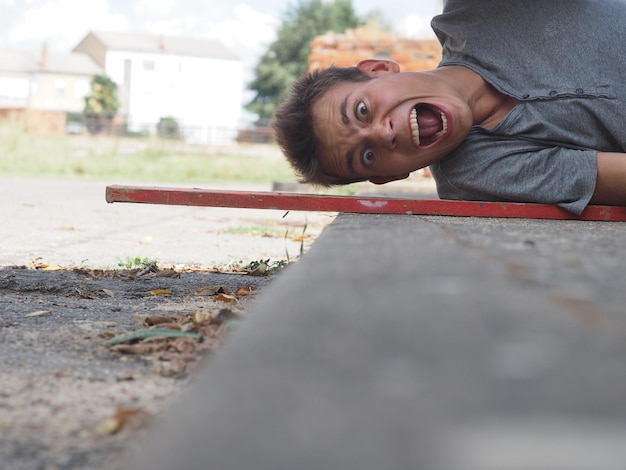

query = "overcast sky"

[0,0,440,119]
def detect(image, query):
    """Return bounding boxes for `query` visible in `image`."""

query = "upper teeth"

[410,107,420,145]
[410,107,449,146]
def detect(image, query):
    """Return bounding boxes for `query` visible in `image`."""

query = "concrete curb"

[124,212,626,469]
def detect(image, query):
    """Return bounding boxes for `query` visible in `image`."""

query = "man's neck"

[434,65,519,128]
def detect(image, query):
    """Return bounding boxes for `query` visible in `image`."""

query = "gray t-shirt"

[429,0,626,214]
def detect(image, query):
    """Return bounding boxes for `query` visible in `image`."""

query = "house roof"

[0,48,103,76]
[0,49,34,74]
[86,30,240,60]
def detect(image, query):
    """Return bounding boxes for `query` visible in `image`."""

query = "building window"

[54,79,67,97]
[0,77,29,99]
[74,79,90,98]
[143,60,155,71]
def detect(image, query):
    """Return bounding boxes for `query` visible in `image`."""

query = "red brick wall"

[309,26,442,73]
[0,108,66,135]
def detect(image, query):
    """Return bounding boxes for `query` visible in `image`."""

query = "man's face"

[312,61,473,184]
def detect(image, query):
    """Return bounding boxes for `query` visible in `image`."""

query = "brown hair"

[272,66,371,186]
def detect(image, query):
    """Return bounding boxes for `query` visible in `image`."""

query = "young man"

[273,0,626,215]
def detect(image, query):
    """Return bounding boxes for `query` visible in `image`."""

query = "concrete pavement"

[0,177,334,269]
[122,206,626,469]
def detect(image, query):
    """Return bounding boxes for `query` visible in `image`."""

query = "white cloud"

[201,4,280,122]
[206,4,279,51]
[9,0,128,49]
[137,0,175,16]
[143,19,185,36]
[140,3,279,60]
[202,3,279,84]
[183,16,198,29]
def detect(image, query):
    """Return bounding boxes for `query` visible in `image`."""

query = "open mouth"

[410,104,449,148]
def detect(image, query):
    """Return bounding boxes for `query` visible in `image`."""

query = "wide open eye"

[355,101,368,121]
[361,148,375,167]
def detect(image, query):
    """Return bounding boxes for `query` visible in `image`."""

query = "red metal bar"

[105,185,626,221]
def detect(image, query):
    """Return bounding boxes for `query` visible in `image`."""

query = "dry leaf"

[220,286,234,295]
[96,406,150,435]
[30,258,61,270]
[156,269,180,278]
[215,293,237,303]
[142,315,174,326]
[43,265,62,271]
[101,288,115,297]
[96,417,120,436]
[192,309,213,324]
[195,285,221,296]
[25,310,51,318]
[82,292,101,300]
[235,286,255,296]
[169,338,196,354]
[149,289,171,296]
[156,358,187,377]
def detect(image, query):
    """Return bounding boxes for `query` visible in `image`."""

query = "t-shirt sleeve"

[430,138,598,215]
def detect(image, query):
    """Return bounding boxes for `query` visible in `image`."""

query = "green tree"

[247,0,363,121]
[84,75,119,115]
[84,75,119,134]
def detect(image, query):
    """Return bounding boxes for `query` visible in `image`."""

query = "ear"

[369,173,410,185]
[357,59,401,77]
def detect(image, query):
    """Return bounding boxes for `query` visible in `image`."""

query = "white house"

[73,31,243,144]
[0,45,102,112]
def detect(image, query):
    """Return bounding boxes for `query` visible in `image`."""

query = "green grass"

[218,258,290,275]
[0,124,297,184]
[116,256,159,270]
[219,225,289,237]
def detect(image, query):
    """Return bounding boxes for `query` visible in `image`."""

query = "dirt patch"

[0,266,274,470]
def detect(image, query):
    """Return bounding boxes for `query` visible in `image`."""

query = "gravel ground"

[0,266,276,469]
[0,177,335,469]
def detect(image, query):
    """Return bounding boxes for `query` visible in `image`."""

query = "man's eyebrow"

[340,96,350,126]
[346,147,355,173]
[340,95,356,172]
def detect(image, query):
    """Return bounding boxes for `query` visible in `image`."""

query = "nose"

[369,117,396,149]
